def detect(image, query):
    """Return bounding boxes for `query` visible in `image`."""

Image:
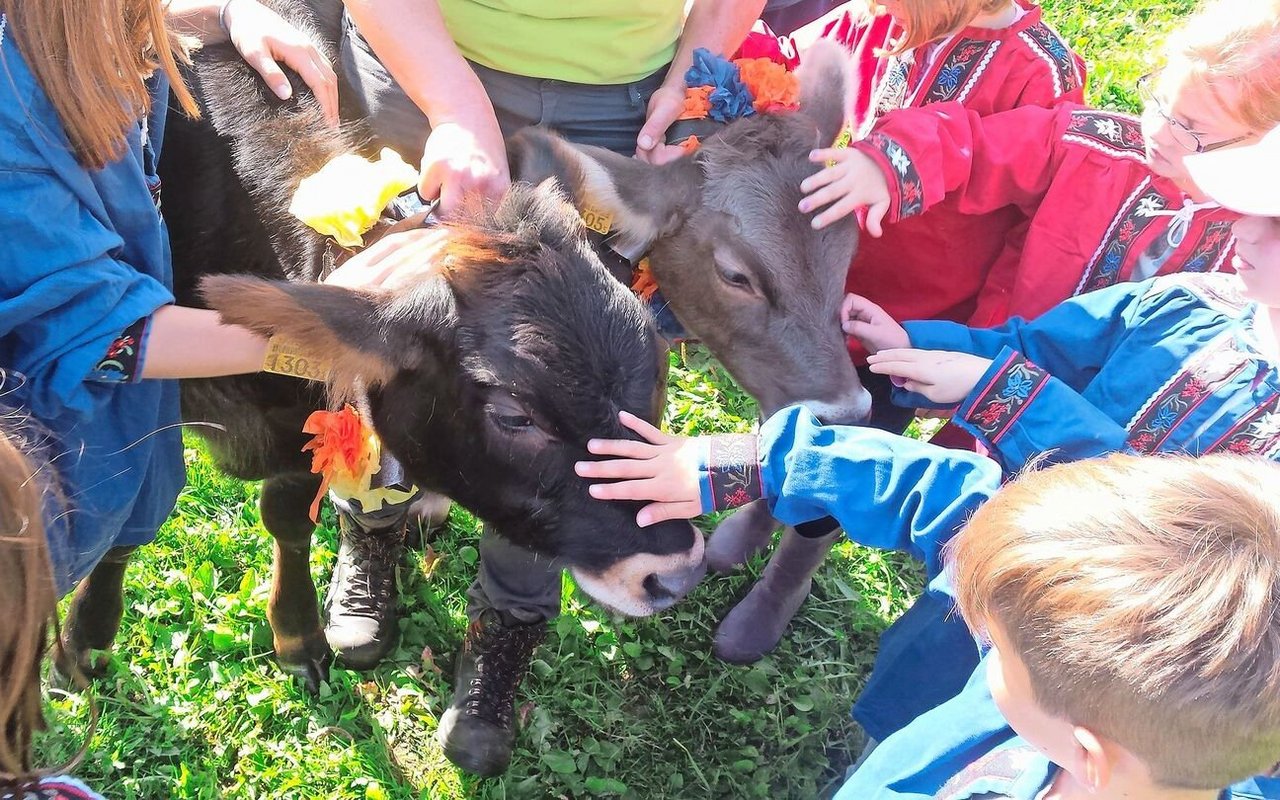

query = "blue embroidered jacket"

[0,18,183,593]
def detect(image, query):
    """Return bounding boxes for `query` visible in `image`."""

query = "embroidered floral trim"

[922,39,999,105]
[86,316,149,383]
[706,434,762,512]
[1180,219,1235,274]
[1125,334,1249,454]
[1207,395,1280,457]
[1074,180,1166,295]
[1019,23,1081,97]
[863,132,924,219]
[961,351,1051,444]
[1062,110,1147,162]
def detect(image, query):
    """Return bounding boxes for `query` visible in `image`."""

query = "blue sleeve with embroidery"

[901,280,1150,390]
[951,346,1132,473]
[0,37,173,422]
[750,405,1002,577]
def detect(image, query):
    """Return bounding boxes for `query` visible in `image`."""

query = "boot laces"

[333,525,401,618]
[462,618,547,727]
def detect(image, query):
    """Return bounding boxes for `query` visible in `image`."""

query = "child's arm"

[893,280,1150,390]
[577,405,1002,578]
[828,103,1073,230]
[944,346,1134,473]
[868,282,1155,473]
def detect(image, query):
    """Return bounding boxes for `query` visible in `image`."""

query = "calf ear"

[797,38,851,148]
[200,275,447,393]
[508,128,701,259]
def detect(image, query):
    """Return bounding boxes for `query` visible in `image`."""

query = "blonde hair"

[1163,0,1280,131]
[0,419,93,789]
[0,0,198,169]
[950,454,1280,790]
[870,0,1017,57]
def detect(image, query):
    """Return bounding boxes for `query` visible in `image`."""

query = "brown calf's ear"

[797,38,851,148]
[200,275,442,394]
[508,127,701,259]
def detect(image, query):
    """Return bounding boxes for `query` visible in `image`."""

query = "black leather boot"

[438,610,548,777]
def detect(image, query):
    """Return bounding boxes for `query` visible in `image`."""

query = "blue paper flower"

[685,48,756,122]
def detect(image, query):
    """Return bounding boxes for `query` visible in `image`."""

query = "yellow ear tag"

[580,205,614,235]
[261,337,330,381]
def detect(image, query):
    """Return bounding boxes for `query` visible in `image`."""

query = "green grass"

[37,4,1195,797]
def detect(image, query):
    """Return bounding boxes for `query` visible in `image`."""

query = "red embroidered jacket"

[851,102,1240,327]
[824,2,1087,355]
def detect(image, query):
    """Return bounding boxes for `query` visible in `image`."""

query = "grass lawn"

[39,2,1198,797]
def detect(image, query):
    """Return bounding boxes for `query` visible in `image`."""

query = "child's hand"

[575,411,704,527]
[800,148,892,234]
[866,349,993,404]
[842,293,909,354]
[323,228,454,290]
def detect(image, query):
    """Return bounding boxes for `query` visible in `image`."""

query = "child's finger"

[865,358,937,384]
[798,181,851,215]
[798,165,841,198]
[808,147,842,163]
[812,195,859,229]
[867,347,926,362]
[575,458,657,480]
[865,200,891,238]
[841,294,882,324]
[617,410,668,444]
[588,477,666,502]
[637,500,703,528]
[586,438,659,458]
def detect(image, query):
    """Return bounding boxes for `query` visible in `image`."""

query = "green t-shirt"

[438,0,684,85]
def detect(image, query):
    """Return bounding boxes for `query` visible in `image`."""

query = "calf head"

[509,40,871,424]
[202,184,704,616]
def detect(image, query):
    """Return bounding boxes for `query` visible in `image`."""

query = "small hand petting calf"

[575,295,990,527]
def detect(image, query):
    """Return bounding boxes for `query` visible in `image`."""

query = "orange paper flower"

[678,135,701,155]
[631,257,659,301]
[678,86,713,121]
[301,404,376,522]
[734,57,800,113]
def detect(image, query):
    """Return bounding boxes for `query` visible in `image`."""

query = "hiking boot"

[438,610,548,777]
[323,514,405,670]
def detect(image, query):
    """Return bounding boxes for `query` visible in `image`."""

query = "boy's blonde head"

[869,0,1015,57]
[1164,0,1280,131]
[950,454,1280,790]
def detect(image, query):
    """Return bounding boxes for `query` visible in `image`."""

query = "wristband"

[704,434,762,512]
[261,337,330,381]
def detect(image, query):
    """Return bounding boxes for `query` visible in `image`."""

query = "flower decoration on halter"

[288,148,418,247]
[670,35,800,153]
[301,404,417,522]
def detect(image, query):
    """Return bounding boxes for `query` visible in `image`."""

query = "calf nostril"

[642,573,674,601]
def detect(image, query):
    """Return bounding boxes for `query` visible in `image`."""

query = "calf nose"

[802,387,874,426]
[643,558,709,608]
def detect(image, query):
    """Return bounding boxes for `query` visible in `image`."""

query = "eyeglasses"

[1137,72,1253,154]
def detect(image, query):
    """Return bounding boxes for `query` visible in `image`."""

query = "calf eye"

[717,265,754,291]
[493,412,534,430]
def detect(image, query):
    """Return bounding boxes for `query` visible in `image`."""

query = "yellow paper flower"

[288,148,418,247]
